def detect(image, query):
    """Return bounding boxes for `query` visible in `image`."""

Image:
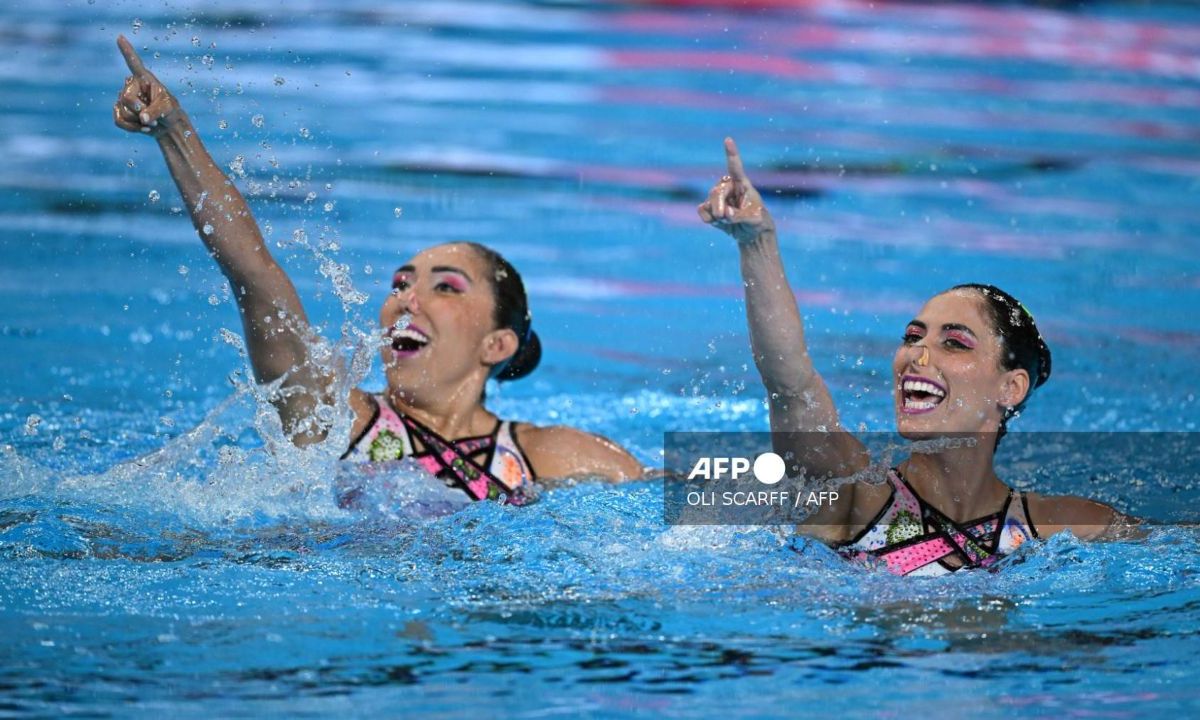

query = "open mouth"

[900,375,947,414]
[388,326,430,359]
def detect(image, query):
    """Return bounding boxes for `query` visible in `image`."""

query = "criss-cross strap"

[400,412,527,505]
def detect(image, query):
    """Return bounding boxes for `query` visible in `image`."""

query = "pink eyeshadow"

[946,330,976,348]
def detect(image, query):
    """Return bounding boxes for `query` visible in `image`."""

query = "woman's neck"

[900,436,1010,523]
[386,381,495,439]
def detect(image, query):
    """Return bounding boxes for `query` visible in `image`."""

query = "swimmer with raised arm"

[113,36,642,503]
[699,138,1135,575]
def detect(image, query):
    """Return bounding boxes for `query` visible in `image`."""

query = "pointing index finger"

[724,137,749,184]
[117,35,149,77]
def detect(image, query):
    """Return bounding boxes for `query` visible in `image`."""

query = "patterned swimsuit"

[340,394,536,505]
[836,469,1039,576]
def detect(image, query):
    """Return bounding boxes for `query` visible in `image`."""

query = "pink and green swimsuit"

[340,394,536,505]
[837,469,1039,576]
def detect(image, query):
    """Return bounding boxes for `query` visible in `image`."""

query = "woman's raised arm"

[114,36,334,442]
[698,138,868,488]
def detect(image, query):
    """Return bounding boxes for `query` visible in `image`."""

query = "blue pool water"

[3,0,1200,716]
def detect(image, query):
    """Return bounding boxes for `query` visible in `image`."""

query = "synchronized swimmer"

[114,36,643,506]
[699,138,1138,576]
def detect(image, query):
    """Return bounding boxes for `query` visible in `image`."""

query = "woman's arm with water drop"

[698,139,869,490]
[1027,494,1146,541]
[114,36,333,442]
[517,425,645,483]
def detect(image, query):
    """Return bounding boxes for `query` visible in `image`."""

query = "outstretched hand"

[697,137,776,244]
[113,35,183,136]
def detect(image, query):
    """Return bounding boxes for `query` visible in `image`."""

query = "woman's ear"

[482,327,519,367]
[999,368,1031,410]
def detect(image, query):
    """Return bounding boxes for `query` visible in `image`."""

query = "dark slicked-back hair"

[463,242,541,382]
[951,284,1052,444]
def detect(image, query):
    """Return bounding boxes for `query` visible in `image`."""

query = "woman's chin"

[896,413,995,447]
[895,407,957,438]
[383,363,428,391]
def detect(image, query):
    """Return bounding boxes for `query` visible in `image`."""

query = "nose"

[907,342,930,368]
[392,285,420,314]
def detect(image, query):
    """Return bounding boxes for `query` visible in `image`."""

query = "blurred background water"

[2,1,1199,717]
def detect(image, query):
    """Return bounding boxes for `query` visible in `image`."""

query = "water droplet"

[218,119,228,130]
[148,190,160,202]
[273,76,285,86]
[23,414,42,435]
[201,223,214,235]
[52,436,66,451]
[363,264,373,275]
[393,207,403,218]
[191,36,201,47]
[251,114,265,128]
[208,294,220,305]
[323,202,334,212]
[228,155,245,177]
[299,127,311,139]
[126,159,136,168]
[177,265,188,275]
[131,18,143,33]
[304,192,317,203]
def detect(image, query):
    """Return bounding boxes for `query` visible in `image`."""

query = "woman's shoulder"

[346,389,382,446]
[512,422,644,482]
[798,465,897,545]
[1023,491,1132,540]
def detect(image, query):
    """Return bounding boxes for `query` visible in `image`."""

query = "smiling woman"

[112,35,643,503]
[698,137,1138,577]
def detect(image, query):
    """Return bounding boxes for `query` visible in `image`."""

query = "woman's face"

[891,289,1028,439]
[378,243,509,400]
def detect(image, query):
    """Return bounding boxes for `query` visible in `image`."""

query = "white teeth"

[902,379,945,398]
[394,328,428,344]
[904,398,939,410]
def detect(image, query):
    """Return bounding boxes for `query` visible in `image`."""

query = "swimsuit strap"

[837,468,1042,576]
[399,411,527,505]
[897,473,1009,569]
[840,470,1019,575]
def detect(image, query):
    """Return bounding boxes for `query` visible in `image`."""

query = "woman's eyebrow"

[942,323,977,336]
[906,320,927,330]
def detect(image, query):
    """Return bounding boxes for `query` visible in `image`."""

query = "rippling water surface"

[2,1,1200,717]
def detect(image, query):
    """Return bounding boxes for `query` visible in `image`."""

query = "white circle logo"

[753,452,785,485]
